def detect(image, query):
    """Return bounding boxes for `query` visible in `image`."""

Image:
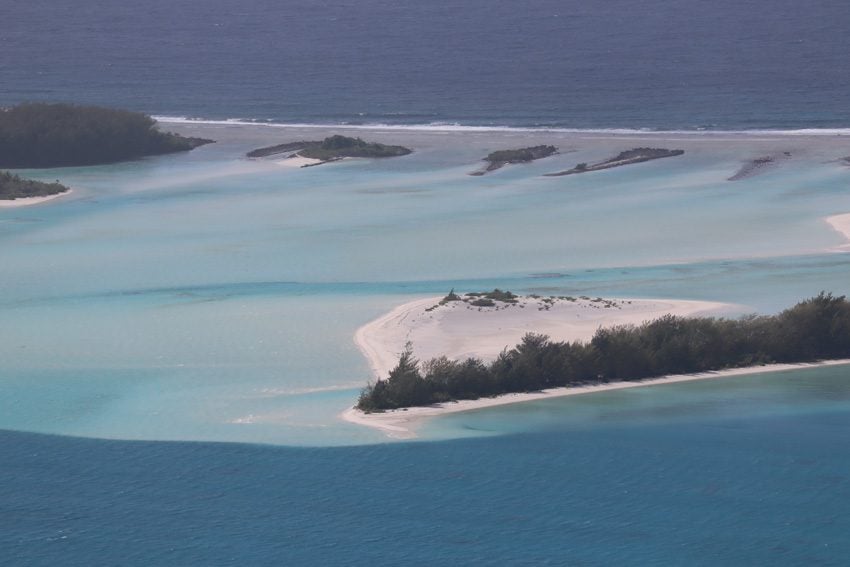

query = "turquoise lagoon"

[4,124,850,565]
[2,124,850,446]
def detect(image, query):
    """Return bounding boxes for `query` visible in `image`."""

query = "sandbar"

[825,213,850,250]
[0,189,72,208]
[344,294,772,438]
[354,295,731,380]
[275,156,323,168]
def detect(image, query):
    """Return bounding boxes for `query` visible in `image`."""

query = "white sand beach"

[0,189,72,208]
[275,156,323,168]
[354,295,732,380]
[825,213,850,249]
[344,293,769,437]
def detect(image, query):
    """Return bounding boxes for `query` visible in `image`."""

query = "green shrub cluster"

[0,103,213,168]
[297,135,412,161]
[356,293,850,411]
[465,289,518,303]
[0,171,68,200]
[485,145,557,163]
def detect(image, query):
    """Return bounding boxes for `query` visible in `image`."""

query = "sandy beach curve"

[825,213,850,250]
[0,189,72,208]
[354,294,733,381]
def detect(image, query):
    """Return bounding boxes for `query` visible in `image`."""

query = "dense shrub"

[0,171,68,199]
[0,103,213,167]
[356,293,850,411]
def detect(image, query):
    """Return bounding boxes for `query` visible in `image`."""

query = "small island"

[247,135,412,166]
[355,291,850,412]
[0,103,214,168]
[544,147,684,176]
[0,171,70,204]
[469,145,558,175]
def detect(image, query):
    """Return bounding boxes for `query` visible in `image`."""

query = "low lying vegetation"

[247,135,411,162]
[0,103,213,168]
[357,293,850,411]
[0,171,69,200]
[544,147,683,176]
[471,145,557,175]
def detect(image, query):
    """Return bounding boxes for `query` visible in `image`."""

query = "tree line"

[0,103,213,168]
[0,171,68,200]
[356,293,850,411]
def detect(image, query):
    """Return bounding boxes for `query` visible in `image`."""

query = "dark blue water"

[4,403,850,566]
[3,0,850,129]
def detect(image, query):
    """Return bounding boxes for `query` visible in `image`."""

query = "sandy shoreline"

[825,213,850,250]
[342,358,850,439]
[344,293,756,437]
[0,189,72,208]
[275,155,323,168]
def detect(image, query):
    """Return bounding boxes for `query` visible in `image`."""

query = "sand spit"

[825,213,850,250]
[0,190,73,208]
[354,294,731,380]
[275,155,324,168]
[345,293,751,438]
[544,148,684,177]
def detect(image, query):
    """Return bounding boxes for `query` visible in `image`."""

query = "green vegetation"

[426,289,464,312]
[0,103,214,168]
[246,141,313,158]
[247,135,411,162]
[484,146,557,164]
[442,289,462,303]
[607,148,684,162]
[545,147,684,176]
[356,293,850,411]
[301,135,411,160]
[0,171,69,200]
[472,145,557,175]
[465,289,518,303]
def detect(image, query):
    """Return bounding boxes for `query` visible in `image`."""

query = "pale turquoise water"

[3,125,850,447]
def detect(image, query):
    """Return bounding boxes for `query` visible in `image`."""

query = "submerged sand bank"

[345,294,753,437]
[0,189,72,208]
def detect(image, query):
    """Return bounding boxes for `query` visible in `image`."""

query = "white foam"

[152,115,850,137]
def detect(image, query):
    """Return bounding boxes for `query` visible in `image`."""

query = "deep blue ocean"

[4,1,850,565]
[3,0,850,130]
[4,398,850,566]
